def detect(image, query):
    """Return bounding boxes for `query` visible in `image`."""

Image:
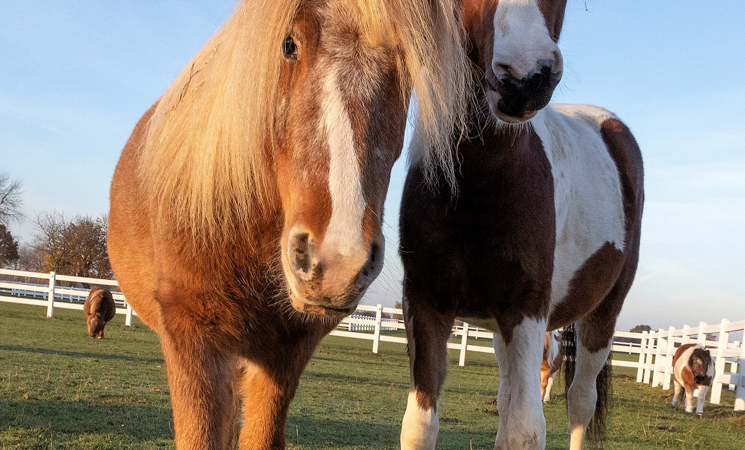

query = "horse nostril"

[289,231,313,275]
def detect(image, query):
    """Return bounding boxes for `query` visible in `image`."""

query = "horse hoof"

[698,414,703,419]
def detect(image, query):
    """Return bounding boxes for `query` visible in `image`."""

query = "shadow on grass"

[0,398,173,443]
[0,344,163,364]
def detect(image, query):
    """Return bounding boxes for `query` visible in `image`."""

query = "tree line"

[0,172,112,279]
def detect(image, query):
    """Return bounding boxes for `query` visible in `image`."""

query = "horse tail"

[562,323,613,448]
[562,323,576,406]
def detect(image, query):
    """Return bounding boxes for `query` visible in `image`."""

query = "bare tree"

[33,212,112,279]
[0,173,24,226]
[16,243,44,271]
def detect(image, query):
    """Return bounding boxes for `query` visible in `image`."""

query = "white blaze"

[493,0,558,79]
[320,68,366,258]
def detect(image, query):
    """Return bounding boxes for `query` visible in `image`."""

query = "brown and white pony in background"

[541,330,563,403]
[671,344,714,418]
[399,0,644,449]
[108,0,470,448]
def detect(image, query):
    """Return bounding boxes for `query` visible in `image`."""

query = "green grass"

[1,302,744,449]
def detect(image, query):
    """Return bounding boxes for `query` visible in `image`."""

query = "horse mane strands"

[353,0,472,190]
[401,0,472,190]
[139,0,302,239]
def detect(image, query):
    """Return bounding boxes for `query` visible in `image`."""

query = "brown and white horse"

[399,1,644,449]
[108,1,470,448]
[671,344,714,418]
[541,330,563,403]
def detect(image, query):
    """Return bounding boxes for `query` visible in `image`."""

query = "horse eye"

[282,36,298,60]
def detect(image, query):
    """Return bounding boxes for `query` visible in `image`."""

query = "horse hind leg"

[400,300,454,450]
[543,372,556,403]
[565,320,613,450]
[493,317,547,450]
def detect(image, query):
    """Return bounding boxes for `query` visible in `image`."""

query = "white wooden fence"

[1,268,743,411]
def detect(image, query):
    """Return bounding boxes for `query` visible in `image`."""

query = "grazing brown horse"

[84,287,116,339]
[540,330,563,403]
[108,0,470,448]
[672,344,714,418]
[399,0,644,449]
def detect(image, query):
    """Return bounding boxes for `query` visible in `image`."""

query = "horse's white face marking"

[319,66,367,260]
[529,105,626,310]
[492,0,559,79]
[401,390,438,450]
[492,317,546,450]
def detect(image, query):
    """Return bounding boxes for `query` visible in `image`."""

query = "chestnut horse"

[108,1,470,448]
[399,1,644,449]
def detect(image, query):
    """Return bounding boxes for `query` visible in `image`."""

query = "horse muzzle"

[284,228,385,317]
[487,55,562,123]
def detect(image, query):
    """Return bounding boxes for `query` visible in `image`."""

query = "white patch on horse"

[530,105,626,311]
[401,390,438,450]
[567,326,612,450]
[493,317,546,450]
[320,68,366,257]
[492,0,559,79]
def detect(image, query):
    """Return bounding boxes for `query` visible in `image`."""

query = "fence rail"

[1,268,743,411]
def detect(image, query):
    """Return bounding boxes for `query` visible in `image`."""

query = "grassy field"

[1,302,744,449]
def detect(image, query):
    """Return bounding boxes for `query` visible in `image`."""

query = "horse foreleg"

[695,384,709,417]
[160,332,236,450]
[684,387,694,413]
[400,302,454,450]
[493,318,547,450]
[567,322,612,450]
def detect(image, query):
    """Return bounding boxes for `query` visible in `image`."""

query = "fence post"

[710,318,730,404]
[652,328,665,387]
[681,324,690,345]
[46,271,57,318]
[372,304,383,354]
[731,341,740,391]
[663,326,676,390]
[637,330,648,382]
[736,339,745,411]
[125,302,133,327]
[459,323,470,367]
[697,321,707,345]
[643,331,656,384]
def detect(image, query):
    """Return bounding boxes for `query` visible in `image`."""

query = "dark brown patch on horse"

[401,123,555,345]
[538,0,568,41]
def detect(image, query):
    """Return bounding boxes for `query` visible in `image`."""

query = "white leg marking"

[567,327,611,450]
[401,391,438,450]
[543,374,556,403]
[320,68,366,257]
[685,388,694,413]
[493,318,547,450]
[492,0,559,79]
[696,385,709,416]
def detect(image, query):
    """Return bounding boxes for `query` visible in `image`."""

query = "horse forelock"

[140,0,470,238]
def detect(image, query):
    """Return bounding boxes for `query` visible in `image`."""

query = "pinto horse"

[399,0,644,449]
[107,1,470,448]
[671,344,714,418]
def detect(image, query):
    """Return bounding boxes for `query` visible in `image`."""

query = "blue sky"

[1,1,743,332]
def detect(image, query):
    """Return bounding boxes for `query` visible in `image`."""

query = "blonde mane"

[140,0,470,237]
